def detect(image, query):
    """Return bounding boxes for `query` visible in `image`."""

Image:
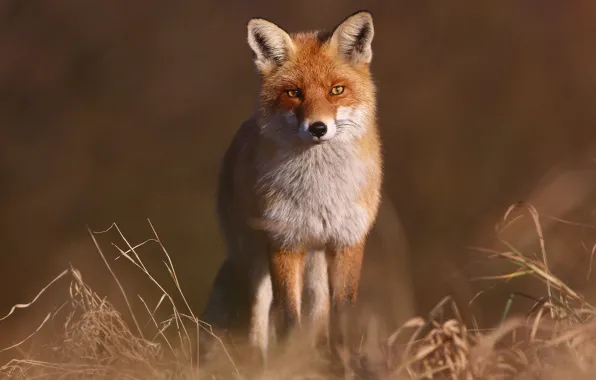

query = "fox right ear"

[247,18,294,74]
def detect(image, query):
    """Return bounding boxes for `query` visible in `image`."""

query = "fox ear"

[247,18,294,74]
[330,10,374,65]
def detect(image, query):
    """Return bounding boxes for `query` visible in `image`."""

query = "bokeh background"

[2,0,596,349]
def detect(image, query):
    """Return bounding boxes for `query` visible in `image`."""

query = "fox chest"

[257,146,372,248]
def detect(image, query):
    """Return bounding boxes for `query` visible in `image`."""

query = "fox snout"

[300,119,337,143]
[308,121,327,138]
[273,105,367,145]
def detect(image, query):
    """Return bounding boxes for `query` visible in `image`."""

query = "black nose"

[308,121,327,138]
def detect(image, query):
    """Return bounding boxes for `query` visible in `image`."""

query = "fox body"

[205,10,382,362]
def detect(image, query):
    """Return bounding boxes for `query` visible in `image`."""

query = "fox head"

[247,11,377,146]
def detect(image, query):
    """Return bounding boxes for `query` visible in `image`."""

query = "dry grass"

[3,205,596,380]
[0,220,237,380]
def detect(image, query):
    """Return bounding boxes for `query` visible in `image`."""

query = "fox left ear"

[330,10,375,65]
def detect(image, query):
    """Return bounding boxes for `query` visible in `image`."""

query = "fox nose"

[308,121,327,138]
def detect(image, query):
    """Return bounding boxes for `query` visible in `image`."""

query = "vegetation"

[2,203,596,380]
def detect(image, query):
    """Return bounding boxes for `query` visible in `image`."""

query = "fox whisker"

[336,121,360,129]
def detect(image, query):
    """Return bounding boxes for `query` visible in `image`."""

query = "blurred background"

[1,0,596,348]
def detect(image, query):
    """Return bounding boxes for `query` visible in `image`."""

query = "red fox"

[204,10,382,363]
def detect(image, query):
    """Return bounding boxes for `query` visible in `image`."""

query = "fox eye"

[330,85,345,96]
[286,89,301,98]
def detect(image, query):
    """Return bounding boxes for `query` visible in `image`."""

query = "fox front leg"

[326,243,365,351]
[268,247,306,342]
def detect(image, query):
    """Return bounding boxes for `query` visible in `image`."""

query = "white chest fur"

[257,142,372,249]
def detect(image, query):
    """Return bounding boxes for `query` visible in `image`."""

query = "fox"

[202,10,383,364]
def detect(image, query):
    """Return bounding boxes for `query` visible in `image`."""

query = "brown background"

[2,0,596,347]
